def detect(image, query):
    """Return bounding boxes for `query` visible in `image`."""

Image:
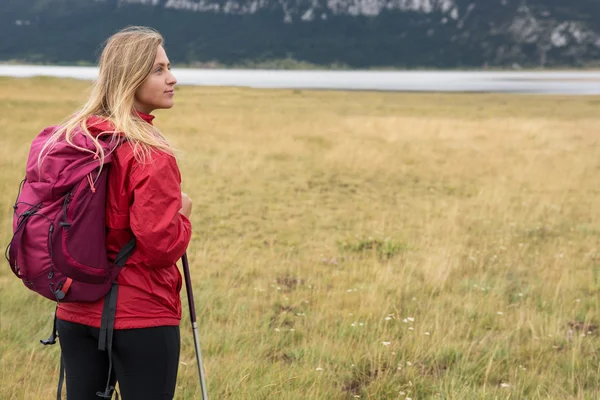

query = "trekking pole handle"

[182,252,196,324]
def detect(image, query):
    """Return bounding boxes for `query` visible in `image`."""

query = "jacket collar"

[86,111,154,137]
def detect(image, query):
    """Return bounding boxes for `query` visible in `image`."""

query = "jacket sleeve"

[128,152,192,269]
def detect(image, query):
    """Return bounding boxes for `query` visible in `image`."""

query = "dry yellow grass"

[1,76,600,399]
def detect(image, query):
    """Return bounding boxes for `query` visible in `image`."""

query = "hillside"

[2,0,600,68]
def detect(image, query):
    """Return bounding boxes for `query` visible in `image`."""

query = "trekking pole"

[181,252,209,400]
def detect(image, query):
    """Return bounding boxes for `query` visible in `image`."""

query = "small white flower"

[359,323,364,326]
[497,312,503,315]
[408,327,414,331]
[347,289,353,293]
[385,317,392,321]
[406,361,412,366]
[351,323,357,327]
[407,317,415,322]
[403,319,409,323]
[500,383,510,388]
[290,328,295,332]
[425,332,430,335]
[576,299,581,303]
[275,328,280,332]
[316,367,323,371]
[399,392,406,396]
[382,341,391,346]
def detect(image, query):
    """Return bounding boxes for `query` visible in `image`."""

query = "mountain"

[2,0,600,69]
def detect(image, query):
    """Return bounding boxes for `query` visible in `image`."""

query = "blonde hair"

[39,26,175,169]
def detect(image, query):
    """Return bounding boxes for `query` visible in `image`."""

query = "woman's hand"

[179,192,192,218]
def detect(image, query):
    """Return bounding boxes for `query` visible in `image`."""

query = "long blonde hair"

[39,26,175,169]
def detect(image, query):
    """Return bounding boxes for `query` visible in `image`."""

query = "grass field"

[1,77,599,399]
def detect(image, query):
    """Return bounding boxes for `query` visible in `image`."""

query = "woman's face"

[134,45,177,114]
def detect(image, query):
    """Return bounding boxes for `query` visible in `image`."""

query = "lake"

[1,64,600,95]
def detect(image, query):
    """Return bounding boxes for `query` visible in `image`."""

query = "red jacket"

[56,112,192,329]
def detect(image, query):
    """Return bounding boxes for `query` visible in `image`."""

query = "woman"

[50,26,192,399]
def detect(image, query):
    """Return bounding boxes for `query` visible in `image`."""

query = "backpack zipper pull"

[87,174,96,193]
[47,224,54,279]
[60,193,72,228]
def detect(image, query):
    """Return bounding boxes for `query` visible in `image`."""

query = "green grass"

[1,76,600,399]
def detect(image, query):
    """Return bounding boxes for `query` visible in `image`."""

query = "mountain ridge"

[2,0,600,69]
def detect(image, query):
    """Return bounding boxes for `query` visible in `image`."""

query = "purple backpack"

[6,125,134,303]
[5,124,135,399]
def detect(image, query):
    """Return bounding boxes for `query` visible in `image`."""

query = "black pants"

[56,318,180,400]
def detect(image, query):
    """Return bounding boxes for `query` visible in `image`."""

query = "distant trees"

[1,0,598,68]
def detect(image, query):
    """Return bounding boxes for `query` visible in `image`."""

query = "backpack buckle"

[40,312,58,346]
